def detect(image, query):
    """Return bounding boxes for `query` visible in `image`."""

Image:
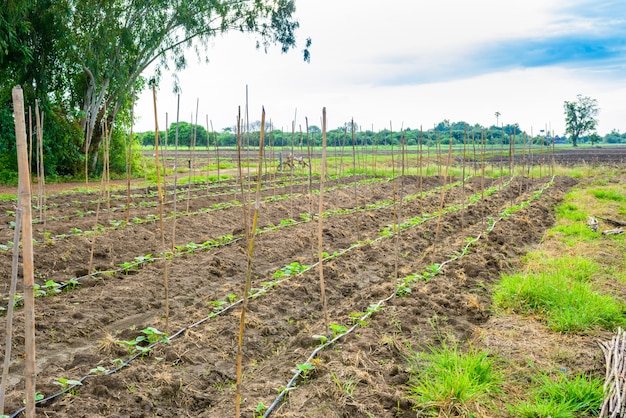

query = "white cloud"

[134,0,626,136]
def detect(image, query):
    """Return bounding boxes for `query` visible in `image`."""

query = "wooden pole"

[125,103,134,222]
[318,108,330,334]
[235,107,266,418]
[35,101,45,232]
[171,95,180,252]
[152,84,169,329]
[13,86,36,418]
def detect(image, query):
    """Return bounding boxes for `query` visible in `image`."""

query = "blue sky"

[135,0,626,136]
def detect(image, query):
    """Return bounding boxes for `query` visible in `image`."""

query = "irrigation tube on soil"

[262,175,555,417]
[6,175,518,417]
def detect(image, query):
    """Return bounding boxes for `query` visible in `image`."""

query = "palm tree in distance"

[495,111,501,127]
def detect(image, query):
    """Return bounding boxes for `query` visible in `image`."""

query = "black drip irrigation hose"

[6,175,509,416]
[1,176,452,310]
[0,176,386,246]
[262,175,555,417]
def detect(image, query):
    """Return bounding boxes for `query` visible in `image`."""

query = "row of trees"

[0,0,309,181]
[141,118,626,149]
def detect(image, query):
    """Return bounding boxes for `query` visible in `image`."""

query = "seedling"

[329,323,348,339]
[89,366,108,375]
[312,334,328,345]
[208,300,228,312]
[54,377,83,391]
[294,362,315,380]
[255,402,268,417]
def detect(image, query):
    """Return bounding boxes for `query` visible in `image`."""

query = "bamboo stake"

[171,95,180,252]
[187,100,199,213]
[0,179,23,414]
[351,120,359,242]
[235,107,266,418]
[125,103,134,222]
[306,117,315,262]
[206,115,211,195]
[162,112,168,202]
[28,106,32,173]
[35,101,45,233]
[318,108,330,334]
[435,131,453,239]
[290,120,295,219]
[103,108,111,213]
[390,123,399,280]
[13,86,36,418]
[418,126,423,214]
[152,84,169,329]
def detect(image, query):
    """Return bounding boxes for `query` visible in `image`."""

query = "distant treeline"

[139,120,626,148]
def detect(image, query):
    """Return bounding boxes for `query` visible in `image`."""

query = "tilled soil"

[0,173,578,417]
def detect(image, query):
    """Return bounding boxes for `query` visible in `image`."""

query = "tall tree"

[563,95,599,147]
[1,0,310,176]
[69,0,308,173]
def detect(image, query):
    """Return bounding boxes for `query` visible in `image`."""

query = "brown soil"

[0,170,602,417]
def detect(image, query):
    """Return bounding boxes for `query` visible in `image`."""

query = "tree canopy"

[564,95,599,147]
[0,0,309,179]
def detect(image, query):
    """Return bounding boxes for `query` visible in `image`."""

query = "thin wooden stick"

[28,106,32,173]
[235,107,266,418]
[318,108,330,334]
[435,130,453,239]
[13,86,36,418]
[171,95,180,252]
[35,101,44,233]
[125,103,134,222]
[0,184,23,414]
[152,84,169,329]
[351,120,359,242]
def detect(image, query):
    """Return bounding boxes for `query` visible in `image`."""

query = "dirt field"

[0,149,623,417]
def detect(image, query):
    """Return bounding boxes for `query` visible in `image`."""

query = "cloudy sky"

[135,0,626,136]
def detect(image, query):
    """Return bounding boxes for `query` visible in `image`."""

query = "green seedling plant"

[117,327,169,356]
[89,366,108,375]
[208,300,228,312]
[33,280,62,297]
[329,323,348,339]
[255,402,268,418]
[54,377,83,393]
[273,262,310,279]
[294,362,315,381]
[312,334,328,345]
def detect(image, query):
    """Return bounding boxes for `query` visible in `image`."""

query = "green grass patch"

[406,343,501,416]
[523,253,599,282]
[0,193,17,201]
[554,201,587,222]
[493,259,626,332]
[509,372,603,417]
[589,188,626,202]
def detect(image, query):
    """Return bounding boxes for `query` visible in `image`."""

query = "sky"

[134,0,626,136]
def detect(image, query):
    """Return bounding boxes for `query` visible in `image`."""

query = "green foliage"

[563,95,599,147]
[493,259,626,332]
[509,372,603,417]
[590,189,625,202]
[407,344,501,416]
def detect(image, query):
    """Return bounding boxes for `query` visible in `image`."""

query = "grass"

[406,343,502,416]
[493,266,626,332]
[0,193,17,201]
[508,372,603,417]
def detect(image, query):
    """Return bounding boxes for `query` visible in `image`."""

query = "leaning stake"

[318,107,330,334]
[13,86,36,418]
[152,84,169,328]
[235,107,266,418]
